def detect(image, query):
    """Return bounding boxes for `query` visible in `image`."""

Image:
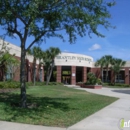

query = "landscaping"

[0,85,118,127]
[76,72,102,89]
[103,83,130,88]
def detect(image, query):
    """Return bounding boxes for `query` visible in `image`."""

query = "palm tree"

[43,47,61,85]
[103,55,113,82]
[111,58,126,84]
[28,46,42,85]
[38,51,44,82]
[95,57,105,82]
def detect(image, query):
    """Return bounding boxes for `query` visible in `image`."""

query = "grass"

[103,83,130,88]
[0,85,118,127]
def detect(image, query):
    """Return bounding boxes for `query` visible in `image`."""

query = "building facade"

[0,40,130,85]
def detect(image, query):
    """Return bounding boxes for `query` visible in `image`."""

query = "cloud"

[89,44,101,51]
[63,49,69,52]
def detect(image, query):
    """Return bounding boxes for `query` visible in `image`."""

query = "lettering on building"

[55,55,92,62]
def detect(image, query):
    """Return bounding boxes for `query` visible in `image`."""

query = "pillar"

[28,65,31,82]
[90,68,94,73]
[26,59,30,82]
[111,70,115,84]
[56,66,61,83]
[125,68,129,85]
[71,66,76,85]
[82,67,87,83]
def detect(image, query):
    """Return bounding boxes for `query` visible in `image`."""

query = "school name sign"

[56,55,92,62]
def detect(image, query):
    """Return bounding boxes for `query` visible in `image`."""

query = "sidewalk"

[0,121,66,130]
[67,87,130,130]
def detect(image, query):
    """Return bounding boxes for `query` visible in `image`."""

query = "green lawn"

[0,85,118,127]
[103,83,130,88]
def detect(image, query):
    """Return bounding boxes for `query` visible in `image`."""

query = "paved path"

[67,87,130,130]
[0,87,130,130]
[0,121,66,130]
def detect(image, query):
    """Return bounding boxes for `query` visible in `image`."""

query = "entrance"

[62,75,71,84]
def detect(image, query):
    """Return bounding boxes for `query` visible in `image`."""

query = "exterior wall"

[56,66,61,83]
[55,52,93,67]
[111,70,115,84]
[82,67,87,83]
[91,68,101,78]
[0,40,130,85]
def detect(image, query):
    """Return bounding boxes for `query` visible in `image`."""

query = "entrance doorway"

[62,66,71,84]
[62,75,71,84]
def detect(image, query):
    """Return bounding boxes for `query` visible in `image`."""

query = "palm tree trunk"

[106,68,109,82]
[100,67,103,82]
[117,73,120,83]
[38,63,41,82]
[46,61,54,85]
[33,58,36,86]
[114,74,116,85]
[46,67,50,85]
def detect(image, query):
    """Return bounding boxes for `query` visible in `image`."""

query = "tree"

[111,58,126,83]
[95,57,105,81]
[103,55,113,82]
[44,47,61,85]
[0,0,115,108]
[28,46,42,86]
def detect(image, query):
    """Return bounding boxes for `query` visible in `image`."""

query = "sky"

[0,0,130,61]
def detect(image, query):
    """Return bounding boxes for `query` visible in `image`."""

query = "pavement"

[68,87,130,130]
[0,86,130,130]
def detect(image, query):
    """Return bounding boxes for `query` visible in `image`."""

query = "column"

[56,66,61,83]
[90,68,94,73]
[82,67,87,83]
[111,70,115,84]
[28,65,31,82]
[26,59,29,82]
[71,66,76,85]
[125,67,129,85]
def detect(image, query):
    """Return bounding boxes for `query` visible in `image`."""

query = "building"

[0,40,130,84]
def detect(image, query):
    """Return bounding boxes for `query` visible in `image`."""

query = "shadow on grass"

[0,92,71,122]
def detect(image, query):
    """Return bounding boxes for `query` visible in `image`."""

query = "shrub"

[0,81,20,89]
[86,72,101,85]
[103,83,130,87]
[0,81,64,89]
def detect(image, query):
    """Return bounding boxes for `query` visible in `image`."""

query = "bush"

[103,83,130,87]
[0,81,20,89]
[0,81,64,89]
[86,72,102,85]
[26,81,63,86]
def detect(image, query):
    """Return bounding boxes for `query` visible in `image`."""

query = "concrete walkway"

[0,121,66,130]
[0,87,130,130]
[68,87,130,130]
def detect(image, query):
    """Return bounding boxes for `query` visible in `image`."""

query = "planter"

[82,85,102,89]
[76,83,102,89]
[76,83,84,87]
